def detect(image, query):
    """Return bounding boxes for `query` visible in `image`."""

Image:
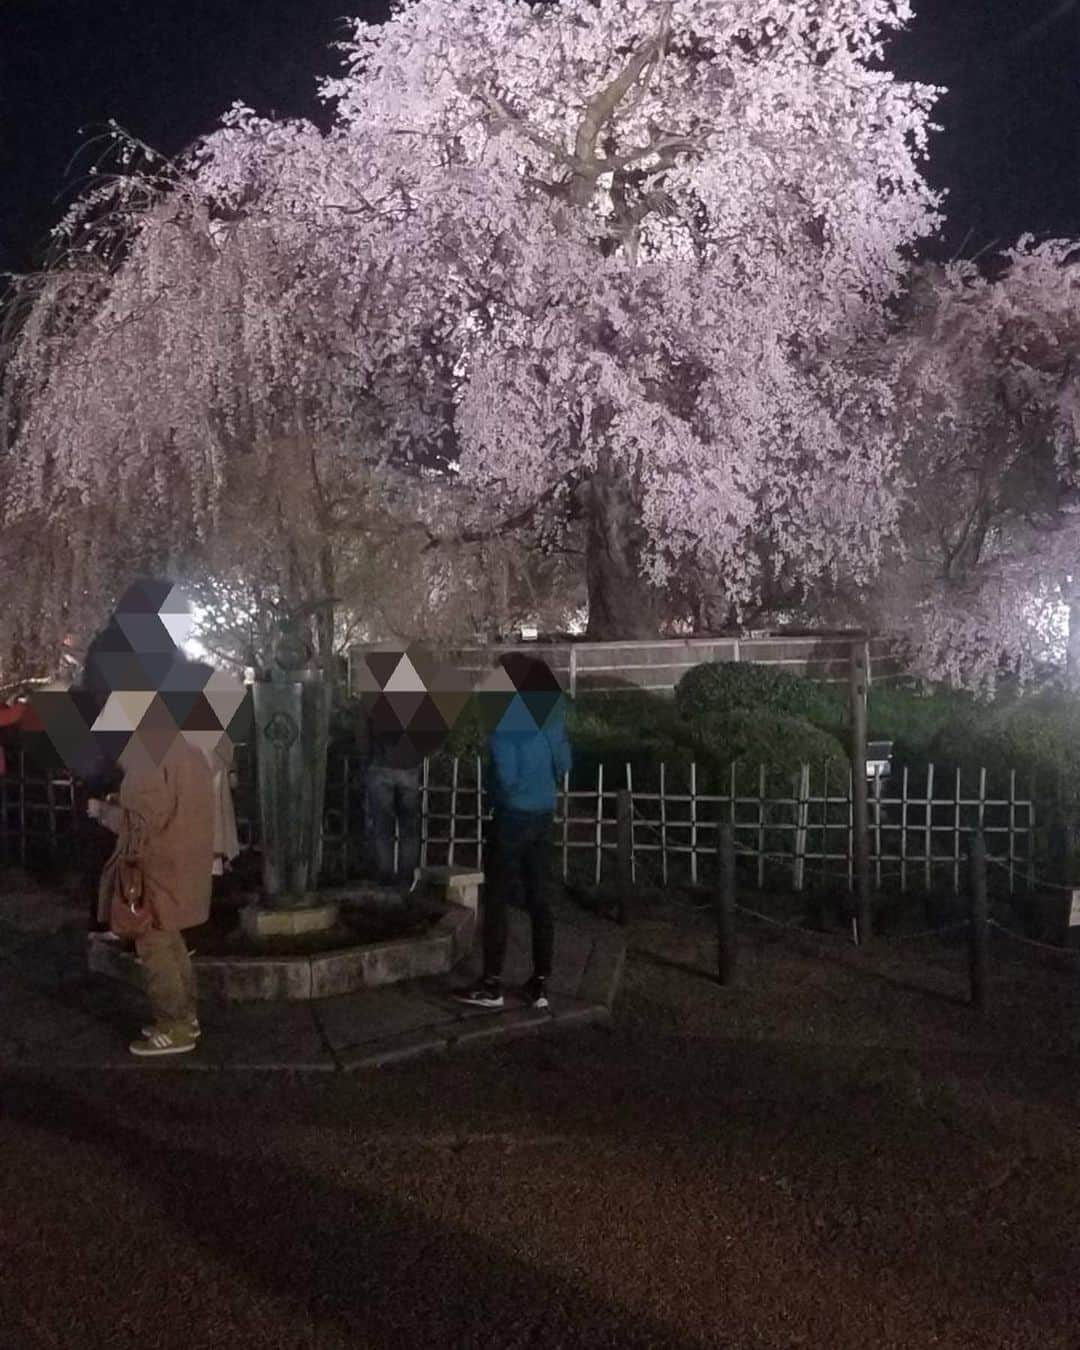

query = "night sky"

[0,0,1077,276]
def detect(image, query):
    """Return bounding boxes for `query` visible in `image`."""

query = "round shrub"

[929,691,1080,800]
[569,688,695,792]
[689,711,849,792]
[674,661,846,734]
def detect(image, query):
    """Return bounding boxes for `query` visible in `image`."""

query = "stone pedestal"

[422,866,483,916]
[252,669,330,906]
[240,899,340,940]
[88,868,485,1003]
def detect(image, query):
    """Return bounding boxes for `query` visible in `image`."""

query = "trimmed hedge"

[675,661,847,736]
[569,687,694,791]
[688,710,849,791]
[929,690,1080,800]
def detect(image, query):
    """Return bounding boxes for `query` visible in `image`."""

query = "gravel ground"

[3,882,1080,1349]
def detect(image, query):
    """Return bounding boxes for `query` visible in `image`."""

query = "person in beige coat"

[90,733,215,1057]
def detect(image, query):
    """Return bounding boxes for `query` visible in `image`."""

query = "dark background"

[0,0,1076,275]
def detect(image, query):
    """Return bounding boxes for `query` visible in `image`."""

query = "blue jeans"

[483,809,554,980]
[366,765,421,886]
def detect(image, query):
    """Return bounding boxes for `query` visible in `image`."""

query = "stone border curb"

[577,936,626,1010]
[86,905,475,1003]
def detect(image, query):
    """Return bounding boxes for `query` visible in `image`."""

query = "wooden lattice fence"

[1,750,1036,897]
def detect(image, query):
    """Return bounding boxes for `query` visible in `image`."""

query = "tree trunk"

[579,457,661,640]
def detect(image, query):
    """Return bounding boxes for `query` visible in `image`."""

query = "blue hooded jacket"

[487,692,572,814]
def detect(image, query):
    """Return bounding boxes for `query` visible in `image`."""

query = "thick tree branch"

[421,470,579,552]
[570,4,674,204]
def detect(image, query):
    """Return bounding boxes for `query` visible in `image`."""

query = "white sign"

[1069,890,1080,928]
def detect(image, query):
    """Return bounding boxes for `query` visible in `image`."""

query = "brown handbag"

[102,823,153,938]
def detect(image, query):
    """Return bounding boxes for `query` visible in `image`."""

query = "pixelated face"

[473,653,565,732]
[26,580,250,776]
[352,644,473,770]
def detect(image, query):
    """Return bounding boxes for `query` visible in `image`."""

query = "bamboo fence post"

[616,788,633,926]
[826,766,837,880]
[476,753,485,874]
[729,760,737,835]
[420,756,430,871]
[448,754,459,868]
[594,762,604,887]
[872,764,882,890]
[849,645,871,944]
[978,766,987,838]
[968,831,990,1015]
[660,761,668,885]
[846,763,854,894]
[690,760,699,887]
[717,823,737,985]
[757,764,766,889]
[561,769,570,881]
[794,763,810,891]
[1008,769,1016,896]
[925,762,935,892]
[625,762,635,886]
[900,765,909,894]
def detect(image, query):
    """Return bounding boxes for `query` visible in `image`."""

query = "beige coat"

[97,737,215,932]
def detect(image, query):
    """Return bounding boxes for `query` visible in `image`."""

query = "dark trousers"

[482,809,554,980]
[366,765,421,886]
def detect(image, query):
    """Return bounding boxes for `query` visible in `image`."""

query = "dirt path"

[3,892,1080,1348]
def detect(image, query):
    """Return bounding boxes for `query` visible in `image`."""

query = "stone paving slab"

[197,1002,334,1071]
[314,985,452,1050]
[578,936,627,1009]
[1,904,624,1071]
[337,1026,452,1071]
[444,1006,553,1048]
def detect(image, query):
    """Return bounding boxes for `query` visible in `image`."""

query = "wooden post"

[448,753,459,868]
[625,762,635,886]
[594,762,604,888]
[924,762,935,892]
[420,755,430,871]
[794,762,810,892]
[968,831,990,1015]
[900,765,909,895]
[616,788,633,926]
[659,760,668,885]
[717,823,736,984]
[689,760,699,887]
[561,769,570,882]
[849,644,872,945]
[476,753,485,874]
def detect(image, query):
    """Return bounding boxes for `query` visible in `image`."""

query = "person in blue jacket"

[454,653,572,1011]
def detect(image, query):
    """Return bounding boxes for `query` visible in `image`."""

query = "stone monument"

[242,605,335,939]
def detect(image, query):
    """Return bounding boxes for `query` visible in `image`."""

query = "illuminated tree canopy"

[1,0,956,675]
